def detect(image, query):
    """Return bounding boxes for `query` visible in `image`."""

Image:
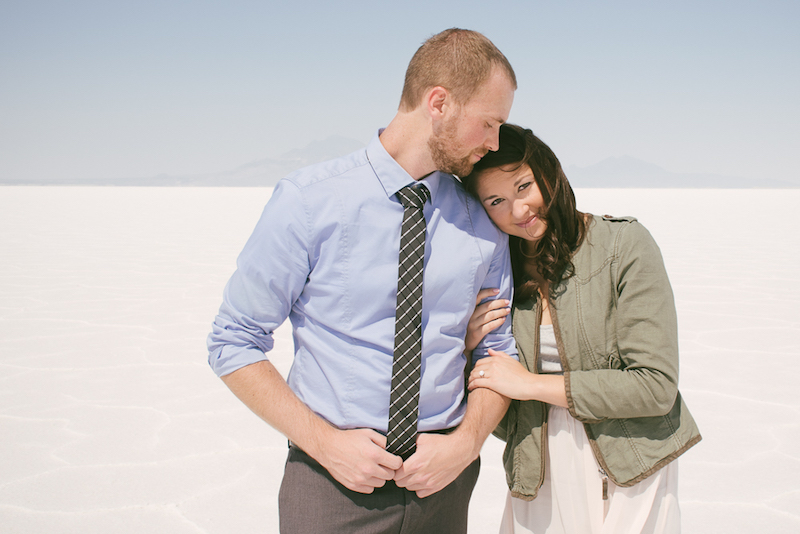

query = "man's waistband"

[287,426,456,451]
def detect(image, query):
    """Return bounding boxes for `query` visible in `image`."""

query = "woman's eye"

[519,182,532,192]
[489,198,504,206]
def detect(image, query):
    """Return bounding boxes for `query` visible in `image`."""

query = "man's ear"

[426,86,450,120]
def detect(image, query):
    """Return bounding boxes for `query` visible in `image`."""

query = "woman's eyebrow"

[513,171,534,187]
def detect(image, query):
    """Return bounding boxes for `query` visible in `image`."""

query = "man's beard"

[428,116,479,177]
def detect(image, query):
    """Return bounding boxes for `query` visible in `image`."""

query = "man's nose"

[486,128,500,152]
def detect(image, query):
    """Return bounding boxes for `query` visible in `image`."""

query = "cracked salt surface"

[1,186,798,533]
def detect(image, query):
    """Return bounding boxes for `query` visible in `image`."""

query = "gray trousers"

[279,445,480,534]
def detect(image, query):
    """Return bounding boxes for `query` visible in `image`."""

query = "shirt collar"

[366,129,442,203]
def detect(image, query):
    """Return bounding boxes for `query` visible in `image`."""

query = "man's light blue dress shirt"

[208,131,516,433]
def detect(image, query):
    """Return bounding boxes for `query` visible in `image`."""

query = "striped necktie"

[386,183,430,459]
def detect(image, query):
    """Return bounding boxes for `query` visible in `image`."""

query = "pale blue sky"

[1,0,798,184]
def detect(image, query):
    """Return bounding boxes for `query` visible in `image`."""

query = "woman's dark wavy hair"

[463,124,587,302]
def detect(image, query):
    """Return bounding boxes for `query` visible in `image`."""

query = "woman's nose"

[512,199,528,218]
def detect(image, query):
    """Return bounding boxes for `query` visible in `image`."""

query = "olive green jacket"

[495,215,701,500]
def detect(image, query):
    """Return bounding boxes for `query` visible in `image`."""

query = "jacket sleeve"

[565,221,679,421]
[206,179,311,377]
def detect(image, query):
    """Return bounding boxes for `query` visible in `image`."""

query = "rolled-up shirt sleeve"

[473,229,518,361]
[207,179,310,377]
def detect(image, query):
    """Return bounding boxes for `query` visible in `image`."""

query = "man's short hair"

[399,28,517,112]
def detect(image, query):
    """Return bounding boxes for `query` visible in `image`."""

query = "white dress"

[498,326,681,534]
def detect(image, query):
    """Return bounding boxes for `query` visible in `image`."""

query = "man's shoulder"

[437,175,478,210]
[281,147,370,189]
[435,176,507,242]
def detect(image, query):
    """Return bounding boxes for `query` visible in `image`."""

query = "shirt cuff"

[209,345,270,377]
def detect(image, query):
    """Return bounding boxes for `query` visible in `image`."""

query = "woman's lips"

[516,214,538,228]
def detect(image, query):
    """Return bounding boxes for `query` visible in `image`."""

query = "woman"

[462,124,701,534]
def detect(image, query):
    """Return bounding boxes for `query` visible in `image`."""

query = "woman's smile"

[516,213,539,229]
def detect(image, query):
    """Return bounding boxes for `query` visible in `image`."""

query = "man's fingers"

[324,429,405,493]
[366,429,403,470]
[378,453,403,472]
[340,461,398,493]
[392,467,422,490]
[367,429,387,448]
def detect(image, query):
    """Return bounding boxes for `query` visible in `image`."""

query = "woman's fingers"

[475,288,500,305]
[485,303,510,322]
[473,298,510,323]
[469,350,533,399]
[466,290,510,352]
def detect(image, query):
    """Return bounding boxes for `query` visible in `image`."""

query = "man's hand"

[393,388,510,498]
[392,432,477,498]
[312,428,403,494]
[221,361,403,494]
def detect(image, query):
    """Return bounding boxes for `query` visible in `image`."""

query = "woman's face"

[475,163,547,242]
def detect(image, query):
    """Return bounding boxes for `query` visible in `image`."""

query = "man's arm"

[221,360,403,493]
[471,221,518,359]
[393,387,510,498]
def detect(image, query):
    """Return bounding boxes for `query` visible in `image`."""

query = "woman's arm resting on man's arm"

[469,349,568,408]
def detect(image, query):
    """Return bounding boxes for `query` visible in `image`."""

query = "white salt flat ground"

[1,186,798,533]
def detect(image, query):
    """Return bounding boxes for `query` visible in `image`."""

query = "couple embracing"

[208,27,700,534]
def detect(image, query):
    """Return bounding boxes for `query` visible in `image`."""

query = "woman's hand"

[469,349,568,407]
[465,288,510,353]
[468,348,534,400]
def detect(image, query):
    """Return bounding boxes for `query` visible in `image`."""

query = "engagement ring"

[479,370,485,377]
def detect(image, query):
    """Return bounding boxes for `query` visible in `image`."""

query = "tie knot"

[396,184,430,210]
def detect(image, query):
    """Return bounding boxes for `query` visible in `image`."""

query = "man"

[208,28,517,533]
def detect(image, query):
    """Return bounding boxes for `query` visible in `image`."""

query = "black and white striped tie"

[386,183,430,459]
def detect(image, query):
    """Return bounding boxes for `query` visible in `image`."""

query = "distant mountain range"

[565,156,794,188]
[3,136,796,188]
